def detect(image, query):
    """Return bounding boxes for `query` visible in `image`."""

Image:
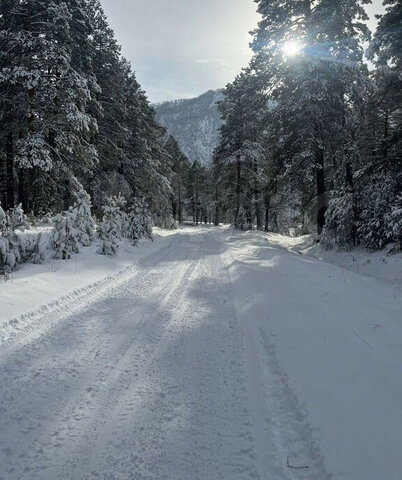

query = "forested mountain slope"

[154,90,223,165]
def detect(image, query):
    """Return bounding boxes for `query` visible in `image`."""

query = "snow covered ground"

[265,231,402,289]
[0,228,176,344]
[0,225,401,479]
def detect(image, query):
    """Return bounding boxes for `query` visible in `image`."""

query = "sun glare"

[283,41,302,57]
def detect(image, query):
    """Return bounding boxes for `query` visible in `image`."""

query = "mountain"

[154,90,223,166]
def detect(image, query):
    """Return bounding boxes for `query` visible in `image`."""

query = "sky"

[101,0,386,103]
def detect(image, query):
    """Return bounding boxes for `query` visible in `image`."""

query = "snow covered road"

[0,227,401,479]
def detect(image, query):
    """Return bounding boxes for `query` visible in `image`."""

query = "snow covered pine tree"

[97,195,127,256]
[0,203,29,273]
[126,198,153,246]
[72,187,95,247]
[51,209,80,260]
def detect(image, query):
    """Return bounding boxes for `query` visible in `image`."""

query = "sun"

[282,41,302,57]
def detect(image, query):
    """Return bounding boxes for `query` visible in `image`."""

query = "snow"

[0,228,177,344]
[224,228,402,480]
[0,225,401,479]
[265,231,402,289]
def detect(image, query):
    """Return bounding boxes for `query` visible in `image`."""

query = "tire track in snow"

[0,228,332,479]
[223,239,332,480]
[0,234,194,479]
[58,231,262,480]
[71,234,206,479]
[0,233,183,356]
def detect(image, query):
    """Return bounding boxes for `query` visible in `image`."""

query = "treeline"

[0,0,192,228]
[211,0,402,250]
[2,0,401,253]
[166,134,212,225]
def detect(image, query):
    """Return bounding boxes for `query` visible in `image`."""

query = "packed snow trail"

[0,227,401,480]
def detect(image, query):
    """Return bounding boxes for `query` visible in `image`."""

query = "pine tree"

[390,194,402,250]
[8,204,30,232]
[0,202,29,273]
[251,0,370,236]
[165,136,190,224]
[72,187,95,247]
[51,209,79,260]
[214,71,268,230]
[0,0,98,214]
[124,74,174,226]
[0,203,13,274]
[84,0,176,224]
[97,195,127,256]
[369,0,402,71]
[357,0,402,249]
[126,198,153,246]
[1,0,181,230]
[85,0,129,210]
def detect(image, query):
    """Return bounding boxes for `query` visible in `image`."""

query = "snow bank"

[0,229,178,344]
[224,228,402,480]
[263,231,402,289]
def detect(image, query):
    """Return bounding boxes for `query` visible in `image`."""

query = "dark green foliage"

[213,0,401,250]
[0,0,182,228]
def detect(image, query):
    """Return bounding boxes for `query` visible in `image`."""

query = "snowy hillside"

[154,90,223,165]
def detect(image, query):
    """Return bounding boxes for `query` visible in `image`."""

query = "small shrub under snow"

[0,203,30,274]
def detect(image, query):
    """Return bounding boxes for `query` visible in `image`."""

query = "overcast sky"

[101,0,386,103]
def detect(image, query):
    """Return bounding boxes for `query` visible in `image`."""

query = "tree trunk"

[382,111,389,161]
[6,132,15,210]
[18,168,30,212]
[235,155,241,227]
[30,167,39,214]
[316,148,326,235]
[23,0,36,213]
[253,158,261,230]
[0,151,6,209]
[178,179,182,224]
[63,178,70,211]
[195,174,199,226]
[265,206,269,232]
[246,207,252,230]
[255,202,261,231]
[214,185,220,226]
[345,159,358,247]
[273,210,278,232]
[172,196,177,221]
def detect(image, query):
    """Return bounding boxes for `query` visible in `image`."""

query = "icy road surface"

[1,227,401,479]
